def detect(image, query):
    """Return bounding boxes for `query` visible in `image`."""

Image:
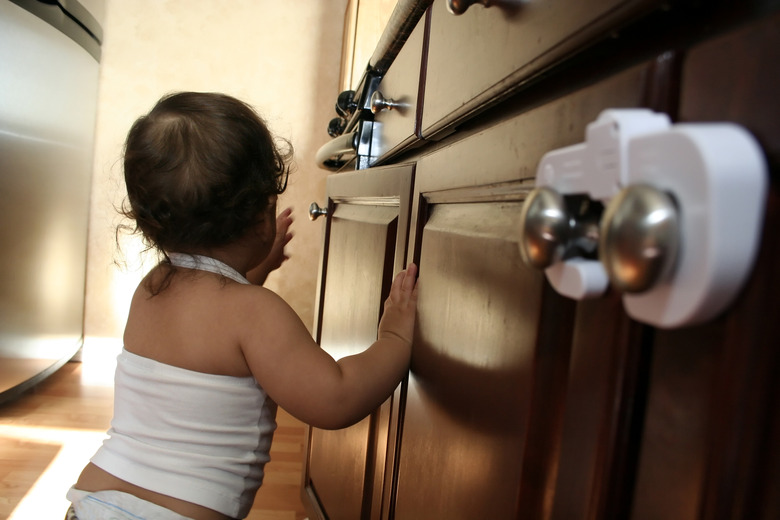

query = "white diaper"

[66,487,194,520]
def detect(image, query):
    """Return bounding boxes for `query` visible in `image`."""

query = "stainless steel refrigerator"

[0,0,102,403]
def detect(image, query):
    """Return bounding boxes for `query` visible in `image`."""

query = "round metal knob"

[308,202,328,221]
[335,90,356,118]
[600,184,680,293]
[327,117,347,137]
[519,187,569,269]
[446,0,494,15]
[370,91,402,115]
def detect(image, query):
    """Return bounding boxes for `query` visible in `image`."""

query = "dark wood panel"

[549,293,649,520]
[678,10,780,166]
[516,282,576,519]
[629,12,780,520]
[394,200,547,519]
[389,61,659,520]
[303,165,415,520]
[544,51,681,520]
[307,207,397,520]
[631,325,724,520]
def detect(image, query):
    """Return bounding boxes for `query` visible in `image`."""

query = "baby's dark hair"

[121,92,291,259]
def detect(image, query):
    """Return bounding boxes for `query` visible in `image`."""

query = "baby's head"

[122,92,291,255]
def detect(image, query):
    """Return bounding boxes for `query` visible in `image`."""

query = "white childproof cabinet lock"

[518,109,768,328]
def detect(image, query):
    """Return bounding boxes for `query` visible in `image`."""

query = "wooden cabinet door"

[627,13,780,520]
[302,165,414,520]
[392,63,654,519]
[395,197,554,519]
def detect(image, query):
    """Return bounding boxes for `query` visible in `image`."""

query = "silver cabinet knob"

[600,184,679,293]
[518,187,569,269]
[446,0,494,15]
[519,187,602,270]
[370,91,402,115]
[308,202,328,221]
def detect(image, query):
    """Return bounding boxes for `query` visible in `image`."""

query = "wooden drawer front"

[420,0,660,138]
[370,14,427,165]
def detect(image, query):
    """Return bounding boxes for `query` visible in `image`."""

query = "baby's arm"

[239,264,418,429]
[247,207,293,285]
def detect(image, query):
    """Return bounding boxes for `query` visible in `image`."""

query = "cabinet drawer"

[421,0,663,138]
[370,13,427,165]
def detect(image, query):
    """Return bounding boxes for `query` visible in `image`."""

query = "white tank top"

[90,254,277,519]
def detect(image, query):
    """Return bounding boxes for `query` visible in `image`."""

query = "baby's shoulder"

[230,283,297,318]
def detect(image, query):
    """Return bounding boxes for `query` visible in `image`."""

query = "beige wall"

[85,0,347,343]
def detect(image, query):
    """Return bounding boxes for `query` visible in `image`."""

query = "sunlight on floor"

[1,425,108,519]
[3,338,120,520]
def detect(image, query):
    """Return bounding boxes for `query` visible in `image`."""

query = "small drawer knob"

[446,0,494,15]
[370,91,402,115]
[308,202,328,221]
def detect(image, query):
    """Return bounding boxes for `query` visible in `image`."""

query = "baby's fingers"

[389,264,418,304]
[402,263,418,294]
[276,207,293,230]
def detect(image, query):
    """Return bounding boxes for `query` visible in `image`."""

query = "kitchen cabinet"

[303,1,780,519]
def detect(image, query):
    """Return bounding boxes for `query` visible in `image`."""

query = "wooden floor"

[0,354,308,520]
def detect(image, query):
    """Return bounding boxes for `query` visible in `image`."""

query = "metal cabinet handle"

[446,0,494,15]
[600,184,679,293]
[370,91,402,114]
[308,202,328,221]
[519,187,602,270]
[518,187,568,269]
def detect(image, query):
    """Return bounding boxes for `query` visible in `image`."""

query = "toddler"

[67,92,418,520]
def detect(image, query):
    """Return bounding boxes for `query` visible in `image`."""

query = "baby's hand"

[378,264,419,345]
[248,207,293,285]
[265,207,293,271]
